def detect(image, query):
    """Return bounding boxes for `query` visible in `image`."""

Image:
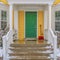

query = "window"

[0,10,7,47]
[1,10,7,30]
[55,11,60,31]
[1,21,7,30]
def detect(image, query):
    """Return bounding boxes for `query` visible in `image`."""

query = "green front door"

[25,12,37,38]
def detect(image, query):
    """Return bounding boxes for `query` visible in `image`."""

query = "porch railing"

[48,28,57,60]
[2,30,13,60]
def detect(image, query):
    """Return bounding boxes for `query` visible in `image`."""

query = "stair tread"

[9,47,52,51]
[9,47,51,49]
[9,50,53,52]
[9,51,53,57]
[10,43,51,47]
[9,56,51,59]
[11,43,51,45]
[9,52,53,55]
[10,59,51,60]
[9,52,52,56]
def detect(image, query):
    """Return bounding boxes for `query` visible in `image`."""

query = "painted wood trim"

[18,10,24,40]
[12,10,14,29]
[38,11,44,36]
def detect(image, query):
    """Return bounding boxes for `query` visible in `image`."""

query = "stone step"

[9,47,52,51]
[9,56,51,60]
[10,43,51,47]
[9,52,52,56]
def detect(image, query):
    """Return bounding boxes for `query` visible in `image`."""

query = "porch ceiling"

[7,0,55,5]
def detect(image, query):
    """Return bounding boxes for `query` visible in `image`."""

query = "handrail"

[49,28,57,38]
[2,29,13,60]
[48,28,57,60]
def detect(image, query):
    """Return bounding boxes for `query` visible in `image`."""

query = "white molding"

[48,5,52,29]
[24,11,25,38]
[14,10,18,39]
[9,4,13,30]
[7,0,54,5]
[18,5,45,11]
[35,11,38,38]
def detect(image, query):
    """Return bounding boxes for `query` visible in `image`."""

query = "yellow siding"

[38,11,44,36]
[18,11,24,41]
[12,10,14,29]
[0,0,8,5]
[53,0,60,5]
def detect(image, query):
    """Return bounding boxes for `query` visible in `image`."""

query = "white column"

[48,5,52,43]
[9,4,13,30]
[48,5,52,29]
[48,4,57,60]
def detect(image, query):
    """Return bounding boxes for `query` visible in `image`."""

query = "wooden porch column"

[48,4,52,29]
[9,4,13,30]
[48,4,57,60]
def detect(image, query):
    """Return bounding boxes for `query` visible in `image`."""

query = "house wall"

[0,3,9,29]
[18,11,24,40]
[3,4,59,39]
[4,4,60,40]
[38,11,44,36]
[13,5,49,40]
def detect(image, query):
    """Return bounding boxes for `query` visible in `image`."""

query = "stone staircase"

[8,40,53,60]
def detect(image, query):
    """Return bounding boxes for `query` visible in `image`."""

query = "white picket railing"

[2,30,13,60]
[48,28,57,60]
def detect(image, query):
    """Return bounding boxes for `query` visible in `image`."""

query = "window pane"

[55,12,57,17]
[1,11,7,20]
[1,21,7,30]
[55,22,60,31]
[55,11,60,31]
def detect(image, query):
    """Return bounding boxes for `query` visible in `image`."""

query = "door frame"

[24,10,38,38]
